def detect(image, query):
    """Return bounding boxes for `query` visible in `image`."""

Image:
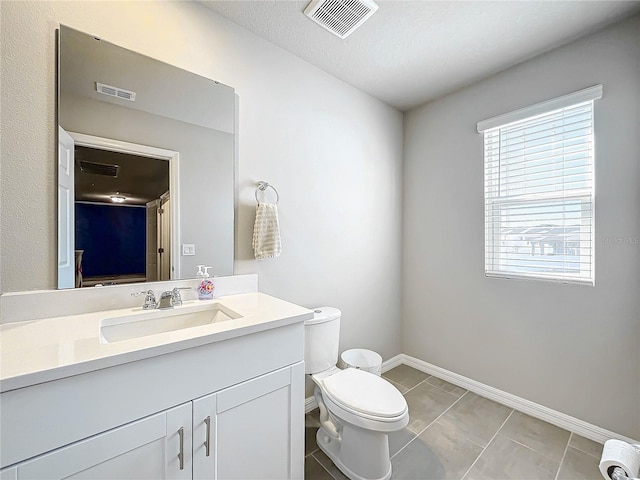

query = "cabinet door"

[14,403,192,480]
[193,363,304,480]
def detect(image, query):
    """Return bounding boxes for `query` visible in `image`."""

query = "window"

[478,85,602,285]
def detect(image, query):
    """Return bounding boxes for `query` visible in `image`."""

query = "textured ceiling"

[198,1,640,111]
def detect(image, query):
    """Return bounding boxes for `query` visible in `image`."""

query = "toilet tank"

[304,307,341,374]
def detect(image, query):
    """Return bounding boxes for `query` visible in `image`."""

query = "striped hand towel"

[252,203,282,259]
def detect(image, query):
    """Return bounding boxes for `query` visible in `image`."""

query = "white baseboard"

[382,354,404,372]
[305,395,317,414]
[305,353,638,445]
[400,354,639,445]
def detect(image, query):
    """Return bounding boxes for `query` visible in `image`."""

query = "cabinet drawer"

[11,403,191,480]
[216,366,292,413]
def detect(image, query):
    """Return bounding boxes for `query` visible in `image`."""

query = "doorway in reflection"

[74,145,170,287]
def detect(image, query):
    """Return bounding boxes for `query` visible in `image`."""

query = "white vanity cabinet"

[0,317,306,480]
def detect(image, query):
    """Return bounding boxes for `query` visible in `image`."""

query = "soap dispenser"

[197,266,215,300]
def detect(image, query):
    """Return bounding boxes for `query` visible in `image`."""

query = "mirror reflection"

[74,145,170,286]
[58,25,235,289]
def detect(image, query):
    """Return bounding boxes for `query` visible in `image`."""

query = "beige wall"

[0,1,404,360]
[402,15,640,438]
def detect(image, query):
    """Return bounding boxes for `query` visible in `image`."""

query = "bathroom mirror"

[58,25,235,289]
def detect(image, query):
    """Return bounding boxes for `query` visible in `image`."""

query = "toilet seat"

[321,368,408,421]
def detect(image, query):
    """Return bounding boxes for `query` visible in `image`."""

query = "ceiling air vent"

[304,0,378,39]
[96,82,136,102]
[79,161,119,178]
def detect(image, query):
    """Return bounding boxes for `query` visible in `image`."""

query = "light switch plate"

[182,244,195,256]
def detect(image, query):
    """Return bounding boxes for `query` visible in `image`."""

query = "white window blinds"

[479,86,602,285]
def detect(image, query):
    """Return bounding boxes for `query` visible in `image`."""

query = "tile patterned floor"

[305,365,604,480]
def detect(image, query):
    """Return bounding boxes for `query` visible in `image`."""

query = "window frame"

[478,85,602,285]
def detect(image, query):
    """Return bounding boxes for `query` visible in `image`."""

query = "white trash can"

[339,349,382,376]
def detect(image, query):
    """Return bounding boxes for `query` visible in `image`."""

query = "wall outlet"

[182,244,196,256]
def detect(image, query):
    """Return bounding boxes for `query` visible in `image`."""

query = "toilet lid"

[322,368,407,419]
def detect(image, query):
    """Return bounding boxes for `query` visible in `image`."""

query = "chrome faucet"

[158,287,191,309]
[132,290,158,310]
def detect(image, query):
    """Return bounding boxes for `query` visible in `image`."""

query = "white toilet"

[305,307,409,480]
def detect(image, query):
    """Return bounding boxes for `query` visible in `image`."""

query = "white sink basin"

[100,302,242,343]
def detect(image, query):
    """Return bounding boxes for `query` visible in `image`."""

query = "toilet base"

[315,425,393,480]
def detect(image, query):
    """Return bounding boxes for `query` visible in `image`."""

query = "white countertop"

[0,292,312,393]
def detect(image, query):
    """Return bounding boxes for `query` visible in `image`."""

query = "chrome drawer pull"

[204,416,211,457]
[178,427,184,470]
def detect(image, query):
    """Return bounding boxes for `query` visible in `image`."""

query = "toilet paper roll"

[599,439,640,480]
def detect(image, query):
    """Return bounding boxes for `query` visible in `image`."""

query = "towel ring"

[255,181,279,204]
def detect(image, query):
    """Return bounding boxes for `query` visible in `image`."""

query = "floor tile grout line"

[502,435,569,464]
[398,376,466,401]
[498,427,572,465]
[527,430,603,460]
[386,369,468,399]
[424,376,469,397]
[386,378,414,395]
[571,446,603,459]
[567,439,604,460]
[554,432,572,480]
[305,447,319,458]
[388,375,430,395]
[460,408,515,480]
[311,451,339,480]
[405,384,473,440]
[394,380,421,396]
[391,390,470,460]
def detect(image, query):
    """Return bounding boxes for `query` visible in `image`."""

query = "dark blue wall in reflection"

[75,203,146,277]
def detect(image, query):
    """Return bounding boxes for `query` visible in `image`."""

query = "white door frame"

[158,191,171,281]
[58,127,75,289]
[69,132,181,280]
